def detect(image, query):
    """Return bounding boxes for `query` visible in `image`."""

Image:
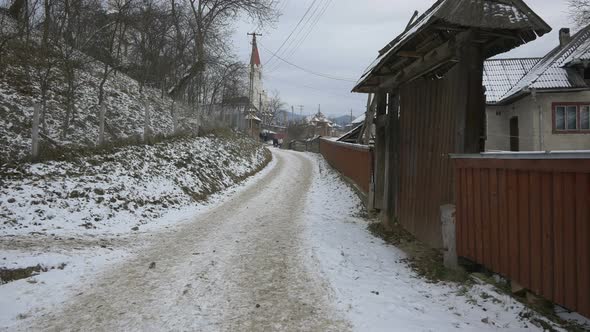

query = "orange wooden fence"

[319,138,372,195]
[453,153,590,318]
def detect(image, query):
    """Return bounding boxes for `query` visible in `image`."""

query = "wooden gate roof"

[353,0,551,93]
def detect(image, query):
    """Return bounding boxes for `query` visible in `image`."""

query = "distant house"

[484,27,590,151]
[308,111,333,137]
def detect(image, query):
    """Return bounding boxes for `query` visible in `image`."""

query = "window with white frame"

[553,104,590,132]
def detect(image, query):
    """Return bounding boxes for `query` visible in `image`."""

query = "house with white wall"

[484,27,590,151]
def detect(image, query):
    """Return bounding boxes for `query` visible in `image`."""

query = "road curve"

[26,149,350,332]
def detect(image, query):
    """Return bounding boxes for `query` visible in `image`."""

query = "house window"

[582,105,590,130]
[555,106,566,130]
[553,103,590,133]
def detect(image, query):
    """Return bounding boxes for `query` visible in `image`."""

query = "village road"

[26,149,351,332]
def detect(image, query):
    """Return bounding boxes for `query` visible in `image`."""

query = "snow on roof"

[483,58,541,104]
[352,114,365,124]
[491,24,590,104]
[245,114,261,121]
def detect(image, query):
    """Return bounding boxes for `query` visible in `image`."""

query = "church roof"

[251,38,261,66]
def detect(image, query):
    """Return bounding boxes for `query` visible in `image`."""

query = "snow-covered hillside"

[0,13,198,164]
[0,134,270,236]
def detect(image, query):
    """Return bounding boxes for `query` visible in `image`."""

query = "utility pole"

[291,105,294,124]
[350,109,353,123]
[247,32,262,136]
[298,105,304,118]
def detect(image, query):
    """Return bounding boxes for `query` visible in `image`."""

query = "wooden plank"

[498,169,510,277]
[541,173,554,300]
[553,173,565,306]
[507,170,520,281]
[481,168,492,268]
[541,173,555,300]
[575,173,590,316]
[518,171,531,289]
[455,167,463,256]
[473,168,484,263]
[461,167,470,258]
[489,168,500,272]
[466,168,475,260]
[563,174,577,311]
[529,171,543,295]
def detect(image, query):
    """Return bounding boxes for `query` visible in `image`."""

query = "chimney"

[560,28,572,47]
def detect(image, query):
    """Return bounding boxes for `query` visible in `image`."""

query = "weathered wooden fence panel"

[398,67,469,248]
[319,138,372,195]
[454,155,590,318]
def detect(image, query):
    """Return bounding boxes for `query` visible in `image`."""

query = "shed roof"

[353,0,551,93]
[488,24,590,104]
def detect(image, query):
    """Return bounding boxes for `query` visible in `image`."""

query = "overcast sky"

[232,0,573,118]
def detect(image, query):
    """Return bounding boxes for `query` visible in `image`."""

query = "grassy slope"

[0,133,271,236]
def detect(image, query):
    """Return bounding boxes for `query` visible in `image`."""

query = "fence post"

[144,103,151,143]
[441,204,458,269]
[98,103,106,146]
[31,103,41,161]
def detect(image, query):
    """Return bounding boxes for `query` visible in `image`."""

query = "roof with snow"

[485,25,590,105]
[245,113,261,121]
[353,0,551,93]
[351,114,365,124]
[483,58,541,103]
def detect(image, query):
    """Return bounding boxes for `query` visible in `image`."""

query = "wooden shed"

[352,0,551,247]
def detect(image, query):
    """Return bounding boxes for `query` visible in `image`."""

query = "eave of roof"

[353,0,551,93]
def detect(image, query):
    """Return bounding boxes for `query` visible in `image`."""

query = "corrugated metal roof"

[483,58,540,103]
[353,0,551,93]
[498,25,590,103]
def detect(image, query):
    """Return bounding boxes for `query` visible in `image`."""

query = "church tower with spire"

[248,33,266,114]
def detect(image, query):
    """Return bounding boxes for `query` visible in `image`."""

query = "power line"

[267,0,333,73]
[265,73,361,101]
[264,0,320,67]
[259,42,357,82]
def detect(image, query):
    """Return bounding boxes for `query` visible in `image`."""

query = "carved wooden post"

[382,91,400,226]
[373,92,387,212]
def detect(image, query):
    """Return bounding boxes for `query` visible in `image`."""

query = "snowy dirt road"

[3,149,575,332]
[23,149,350,332]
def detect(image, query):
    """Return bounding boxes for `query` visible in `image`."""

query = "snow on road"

[1,149,568,331]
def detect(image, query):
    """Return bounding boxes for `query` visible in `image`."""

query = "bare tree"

[568,0,590,27]
[167,0,278,103]
[265,89,284,125]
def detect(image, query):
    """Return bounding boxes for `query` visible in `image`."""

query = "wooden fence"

[319,138,372,195]
[453,152,590,318]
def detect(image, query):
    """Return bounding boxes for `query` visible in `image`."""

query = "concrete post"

[441,204,458,270]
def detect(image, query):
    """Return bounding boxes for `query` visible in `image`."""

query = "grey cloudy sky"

[232,0,573,118]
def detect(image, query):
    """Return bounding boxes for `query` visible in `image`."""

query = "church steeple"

[250,34,261,67]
